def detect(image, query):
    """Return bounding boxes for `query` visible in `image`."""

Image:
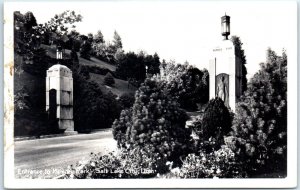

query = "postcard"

[4,0,298,188]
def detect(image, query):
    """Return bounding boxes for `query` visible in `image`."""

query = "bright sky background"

[11,1,297,78]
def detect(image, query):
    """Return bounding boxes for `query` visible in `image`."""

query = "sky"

[10,0,297,78]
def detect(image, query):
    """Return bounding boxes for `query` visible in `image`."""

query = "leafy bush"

[118,93,135,109]
[159,61,209,111]
[115,51,161,83]
[191,98,232,151]
[73,69,121,132]
[176,145,246,178]
[230,49,287,176]
[80,39,92,60]
[112,108,132,148]
[112,78,192,172]
[64,149,159,179]
[103,72,115,86]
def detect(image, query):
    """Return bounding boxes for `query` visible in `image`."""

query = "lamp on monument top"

[221,14,230,40]
[56,44,63,61]
[145,65,148,76]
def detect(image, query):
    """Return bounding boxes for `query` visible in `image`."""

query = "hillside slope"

[16,45,137,101]
[41,44,116,71]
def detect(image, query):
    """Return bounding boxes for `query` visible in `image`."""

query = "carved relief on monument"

[216,73,229,107]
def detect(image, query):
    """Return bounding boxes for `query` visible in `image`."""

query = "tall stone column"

[46,64,76,134]
[209,40,242,112]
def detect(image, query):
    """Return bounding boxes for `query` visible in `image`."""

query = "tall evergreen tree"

[231,36,248,94]
[94,30,105,44]
[113,30,123,50]
[231,49,287,175]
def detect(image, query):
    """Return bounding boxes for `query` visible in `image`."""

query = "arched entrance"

[48,89,58,132]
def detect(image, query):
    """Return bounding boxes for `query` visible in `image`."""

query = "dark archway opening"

[48,89,59,133]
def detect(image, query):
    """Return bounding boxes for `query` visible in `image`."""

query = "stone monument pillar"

[209,15,242,112]
[46,64,76,134]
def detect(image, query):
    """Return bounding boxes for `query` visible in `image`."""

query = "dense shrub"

[115,51,161,83]
[103,72,115,86]
[112,78,192,172]
[230,49,287,176]
[73,69,121,132]
[112,108,133,148]
[118,93,135,109]
[192,98,232,150]
[64,149,159,179]
[175,145,246,178]
[159,61,209,111]
[80,39,92,60]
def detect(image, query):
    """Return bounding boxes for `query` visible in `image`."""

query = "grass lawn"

[41,44,116,72]
[90,73,137,97]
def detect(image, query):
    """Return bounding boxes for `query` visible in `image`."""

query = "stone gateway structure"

[209,15,243,112]
[46,64,76,134]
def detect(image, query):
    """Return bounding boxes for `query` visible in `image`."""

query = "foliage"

[115,51,161,84]
[64,149,159,179]
[22,47,56,77]
[118,93,135,109]
[14,87,30,111]
[94,30,105,44]
[159,61,209,111]
[112,78,192,172]
[103,72,115,86]
[14,79,49,136]
[176,145,246,178]
[112,109,133,148]
[112,30,123,50]
[231,36,248,94]
[90,30,123,64]
[230,49,287,175]
[14,11,41,61]
[23,12,37,31]
[42,10,82,46]
[92,42,108,61]
[200,98,232,147]
[72,67,121,132]
[79,36,92,60]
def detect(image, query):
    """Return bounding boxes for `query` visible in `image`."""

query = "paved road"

[14,130,117,179]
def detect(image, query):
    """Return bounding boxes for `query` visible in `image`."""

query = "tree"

[92,42,107,61]
[115,52,145,81]
[87,33,94,43]
[230,49,287,175]
[79,35,92,60]
[144,53,161,76]
[23,11,37,31]
[159,61,209,111]
[65,30,81,51]
[231,36,248,94]
[201,98,232,146]
[73,68,121,132]
[14,11,42,60]
[103,72,115,86]
[94,30,105,44]
[115,51,161,85]
[118,92,135,109]
[113,30,122,50]
[112,78,192,172]
[43,10,82,38]
[112,108,132,148]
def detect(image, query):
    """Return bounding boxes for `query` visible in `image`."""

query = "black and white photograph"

[3,0,298,188]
